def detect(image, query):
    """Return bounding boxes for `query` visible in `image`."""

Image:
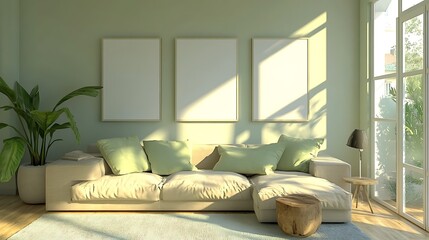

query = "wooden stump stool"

[276,194,322,237]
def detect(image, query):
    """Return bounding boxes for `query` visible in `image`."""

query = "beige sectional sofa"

[46,144,352,223]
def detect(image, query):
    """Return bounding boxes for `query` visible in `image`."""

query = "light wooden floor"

[0,195,45,240]
[352,200,429,240]
[1,195,429,240]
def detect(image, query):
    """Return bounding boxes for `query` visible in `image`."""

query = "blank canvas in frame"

[102,38,160,121]
[252,38,308,121]
[176,39,237,121]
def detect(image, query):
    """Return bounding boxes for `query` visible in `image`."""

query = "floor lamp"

[347,129,366,178]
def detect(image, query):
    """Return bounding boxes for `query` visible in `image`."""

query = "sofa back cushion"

[277,135,324,173]
[90,143,253,172]
[143,140,196,175]
[191,144,245,169]
[213,143,286,175]
[96,136,151,175]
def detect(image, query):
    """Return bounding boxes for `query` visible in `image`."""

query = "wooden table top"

[276,194,320,207]
[343,177,378,185]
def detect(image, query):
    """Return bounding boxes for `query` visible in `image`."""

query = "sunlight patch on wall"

[175,38,237,122]
[176,123,236,144]
[260,13,327,146]
[253,39,308,121]
[179,76,237,121]
[291,12,327,38]
[308,27,327,150]
[143,128,170,141]
[308,27,327,139]
[235,130,251,143]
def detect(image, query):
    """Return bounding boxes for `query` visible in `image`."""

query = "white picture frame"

[102,38,161,121]
[252,38,308,122]
[175,38,238,122]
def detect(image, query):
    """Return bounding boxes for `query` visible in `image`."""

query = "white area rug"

[10,212,370,240]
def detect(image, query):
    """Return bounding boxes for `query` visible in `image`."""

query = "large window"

[374,0,397,77]
[401,11,425,224]
[372,0,398,210]
[371,0,427,229]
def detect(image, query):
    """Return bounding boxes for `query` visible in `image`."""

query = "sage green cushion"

[143,140,195,175]
[213,143,286,175]
[97,136,151,175]
[277,135,324,172]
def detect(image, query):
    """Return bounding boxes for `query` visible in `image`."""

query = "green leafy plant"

[0,76,101,182]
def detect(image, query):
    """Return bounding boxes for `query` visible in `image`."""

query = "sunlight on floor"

[352,199,429,240]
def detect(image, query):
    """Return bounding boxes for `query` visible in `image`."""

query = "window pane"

[374,0,397,77]
[374,120,397,208]
[374,78,396,119]
[402,0,423,12]
[404,169,423,223]
[403,75,424,167]
[403,14,423,72]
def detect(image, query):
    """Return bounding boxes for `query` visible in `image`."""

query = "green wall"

[4,0,360,194]
[0,0,20,194]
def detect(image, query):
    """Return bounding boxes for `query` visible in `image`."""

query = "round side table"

[276,194,321,237]
[343,177,378,213]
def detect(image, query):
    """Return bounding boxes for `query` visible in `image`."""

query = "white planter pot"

[17,164,46,204]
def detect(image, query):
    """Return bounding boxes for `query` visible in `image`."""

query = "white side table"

[343,177,378,213]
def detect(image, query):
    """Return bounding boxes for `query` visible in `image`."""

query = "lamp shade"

[346,129,366,150]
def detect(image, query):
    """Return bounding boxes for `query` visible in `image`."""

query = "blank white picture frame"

[252,38,308,122]
[175,38,238,122]
[102,38,161,121]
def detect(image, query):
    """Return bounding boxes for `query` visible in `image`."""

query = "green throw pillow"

[143,140,195,175]
[97,136,151,175]
[213,143,286,175]
[277,134,324,172]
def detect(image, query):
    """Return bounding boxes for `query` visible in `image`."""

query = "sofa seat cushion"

[71,173,164,202]
[161,170,252,201]
[250,171,352,210]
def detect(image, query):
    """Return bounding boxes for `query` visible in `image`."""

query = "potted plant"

[0,76,101,203]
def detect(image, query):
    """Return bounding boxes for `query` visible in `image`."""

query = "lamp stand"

[359,149,363,178]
